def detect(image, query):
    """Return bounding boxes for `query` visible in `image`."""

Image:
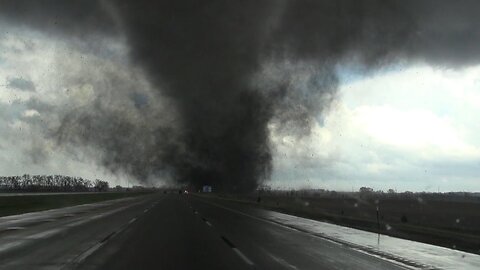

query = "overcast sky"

[271,64,480,192]
[1,22,479,192]
[0,24,138,187]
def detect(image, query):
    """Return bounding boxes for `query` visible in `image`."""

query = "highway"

[0,193,410,270]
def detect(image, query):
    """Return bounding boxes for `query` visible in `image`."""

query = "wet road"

[0,193,408,269]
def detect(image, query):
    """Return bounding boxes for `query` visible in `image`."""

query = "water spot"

[456,218,460,223]
[304,201,310,206]
[354,203,358,207]
[385,224,392,231]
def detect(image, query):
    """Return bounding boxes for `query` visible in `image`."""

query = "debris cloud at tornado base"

[3,0,480,191]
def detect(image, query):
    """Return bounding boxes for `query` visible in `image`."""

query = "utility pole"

[376,206,381,246]
[376,206,380,230]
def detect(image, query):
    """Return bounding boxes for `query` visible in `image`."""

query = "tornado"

[2,0,480,191]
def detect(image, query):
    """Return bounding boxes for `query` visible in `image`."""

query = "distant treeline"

[255,186,480,203]
[0,174,109,192]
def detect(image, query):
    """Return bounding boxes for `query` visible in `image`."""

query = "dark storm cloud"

[6,77,35,91]
[2,0,480,191]
[0,0,116,37]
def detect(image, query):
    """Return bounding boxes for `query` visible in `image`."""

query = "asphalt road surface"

[0,193,409,270]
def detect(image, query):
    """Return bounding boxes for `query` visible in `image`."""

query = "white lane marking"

[196,198,419,270]
[10,197,158,246]
[195,198,343,245]
[311,235,343,246]
[261,247,298,270]
[65,205,132,228]
[71,202,152,266]
[27,228,62,239]
[205,221,212,227]
[70,204,151,266]
[194,198,291,230]
[5,226,25,230]
[68,198,167,266]
[66,219,89,227]
[73,242,104,264]
[233,248,254,265]
[0,198,157,256]
[0,196,139,225]
[352,248,416,270]
[0,241,26,252]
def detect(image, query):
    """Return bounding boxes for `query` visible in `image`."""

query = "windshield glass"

[0,1,479,270]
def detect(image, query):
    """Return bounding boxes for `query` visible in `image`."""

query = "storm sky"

[1,1,480,192]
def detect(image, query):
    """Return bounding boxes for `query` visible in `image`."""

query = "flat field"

[0,192,151,217]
